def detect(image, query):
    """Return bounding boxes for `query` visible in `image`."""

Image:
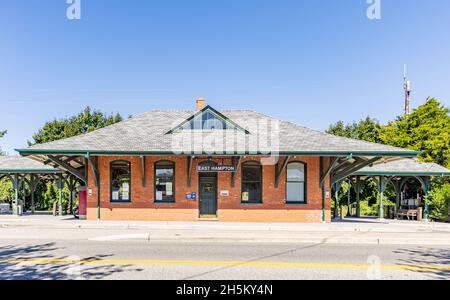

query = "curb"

[84,231,450,246]
[86,234,450,246]
[1,222,446,233]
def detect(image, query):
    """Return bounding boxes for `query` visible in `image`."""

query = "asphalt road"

[0,228,449,280]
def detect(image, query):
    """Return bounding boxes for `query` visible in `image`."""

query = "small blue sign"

[185,192,197,200]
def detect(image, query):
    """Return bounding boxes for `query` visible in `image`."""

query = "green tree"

[0,130,6,155]
[327,98,450,219]
[30,107,123,145]
[0,130,13,203]
[28,107,123,211]
[41,181,71,213]
[0,179,14,204]
[327,117,382,143]
[381,98,450,168]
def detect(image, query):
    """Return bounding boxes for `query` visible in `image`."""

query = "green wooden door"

[199,177,217,216]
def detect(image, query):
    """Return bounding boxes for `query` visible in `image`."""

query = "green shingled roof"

[0,156,61,173]
[354,159,450,176]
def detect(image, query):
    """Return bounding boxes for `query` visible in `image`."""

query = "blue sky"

[0,0,449,154]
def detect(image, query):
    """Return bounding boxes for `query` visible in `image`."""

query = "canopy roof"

[16,106,419,157]
[0,156,61,174]
[354,158,450,177]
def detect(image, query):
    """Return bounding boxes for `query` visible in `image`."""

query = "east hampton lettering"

[197,165,236,172]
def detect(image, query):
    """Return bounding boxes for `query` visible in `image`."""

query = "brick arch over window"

[241,160,262,204]
[110,160,131,203]
[154,160,175,203]
[286,161,307,204]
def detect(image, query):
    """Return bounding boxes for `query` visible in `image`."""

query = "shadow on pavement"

[0,243,143,280]
[394,247,450,280]
[181,237,333,280]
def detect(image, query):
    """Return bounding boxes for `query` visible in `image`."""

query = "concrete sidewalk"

[1,214,450,245]
[1,214,450,232]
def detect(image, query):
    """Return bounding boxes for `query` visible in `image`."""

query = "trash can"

[351,203,357,217]
[418,207,423,221]
[78,186,87,220]
[340,206,345,219]
[13,203,23,216]
[387,206,395,219]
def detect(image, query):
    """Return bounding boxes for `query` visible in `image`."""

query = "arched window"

[286,162,306,204]
[241,161,262,203]
[155,160,175,203]
[110,160,131,203]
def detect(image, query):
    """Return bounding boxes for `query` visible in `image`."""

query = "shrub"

[359,194,396,217]
[0,179,14,204]
[428,184,450,221]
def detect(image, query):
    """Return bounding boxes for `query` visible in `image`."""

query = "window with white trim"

[286,162,306,203]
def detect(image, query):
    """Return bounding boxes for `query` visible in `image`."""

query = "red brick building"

[17,99,419,223]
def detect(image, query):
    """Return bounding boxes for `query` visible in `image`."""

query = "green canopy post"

[391,179,402,212]
[353,176,362,218]
[333,182,341,219]
[378,176,387,220]
[69,187,73,215]
[13,174,19,216]
[56,174,64,217]
[19,177,25,213]
[65,176,76,215]
[419,177,431,221]
[321,182,326,223]
[30,174,36,214]
[347,179,351,217]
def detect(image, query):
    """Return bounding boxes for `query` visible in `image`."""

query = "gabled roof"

[354,158,450,176]
[166,105,249,134]
[16,107,420,157]
[0,156,61,174]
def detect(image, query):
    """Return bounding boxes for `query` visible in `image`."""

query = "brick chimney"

[196,98,205,110]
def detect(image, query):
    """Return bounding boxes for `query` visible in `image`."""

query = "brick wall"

[87,156,332,223]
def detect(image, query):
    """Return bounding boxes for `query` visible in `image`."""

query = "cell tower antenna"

[404,65,411,116]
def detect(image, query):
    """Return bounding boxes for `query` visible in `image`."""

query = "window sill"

[240,202,263,206]
[154,201,176,205]
[285,202,308,206]
[110,201,132,205]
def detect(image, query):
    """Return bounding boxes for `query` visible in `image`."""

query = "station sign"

[197,165,236,172]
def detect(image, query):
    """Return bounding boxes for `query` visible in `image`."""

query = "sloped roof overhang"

[354,169,450,177]
[0,156,63,184]
[16,149,420,157]
[353,158,450,177]
[0,156,62,174]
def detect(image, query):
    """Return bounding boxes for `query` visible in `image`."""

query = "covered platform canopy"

[0,156,79,216]
[345,158,450,220]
